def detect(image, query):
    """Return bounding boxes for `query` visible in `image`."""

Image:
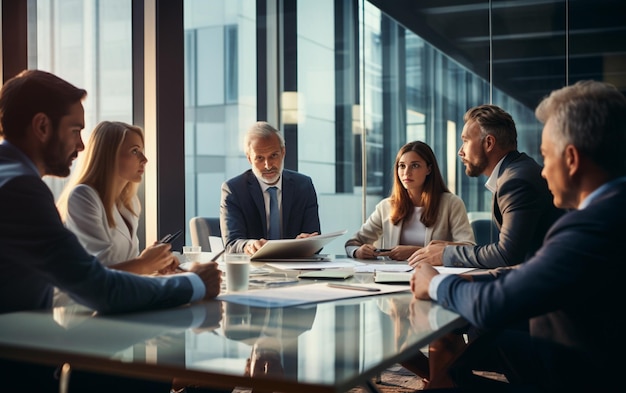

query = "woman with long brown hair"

[345,141,474,261]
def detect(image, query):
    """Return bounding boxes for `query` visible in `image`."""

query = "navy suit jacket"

[444,151,564,268]
[437,179,626,389]
[220,169,321,253]
[0,142,196,314]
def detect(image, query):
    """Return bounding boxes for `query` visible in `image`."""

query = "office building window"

[28,0,133,198]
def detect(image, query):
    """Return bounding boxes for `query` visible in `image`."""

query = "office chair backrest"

[470,217,499,246]
[189,216,221,251]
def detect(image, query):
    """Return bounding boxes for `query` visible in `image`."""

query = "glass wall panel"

[183,0,257,240]
[29,0,133,198]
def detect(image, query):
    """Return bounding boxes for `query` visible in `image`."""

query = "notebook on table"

[250,229,347,262]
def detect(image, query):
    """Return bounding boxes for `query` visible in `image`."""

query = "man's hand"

[295,232,319,239]
[187,262,222,299]
[410,262,439,300]
[407,241,447,267]
[245,239,267,255]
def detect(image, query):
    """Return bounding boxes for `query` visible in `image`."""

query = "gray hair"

[243,121,285,154]
[535,80,626,178]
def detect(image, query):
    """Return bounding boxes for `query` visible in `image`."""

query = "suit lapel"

[492,151,521,228]
[280,171,293,231]
[246,171,269,237]
[113,205,134,243]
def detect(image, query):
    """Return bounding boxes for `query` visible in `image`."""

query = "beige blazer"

[345,192,475,253]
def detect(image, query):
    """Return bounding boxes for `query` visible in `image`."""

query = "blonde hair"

[58,121,144,227]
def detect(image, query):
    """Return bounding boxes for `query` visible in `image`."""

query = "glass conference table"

[0,257,467,393]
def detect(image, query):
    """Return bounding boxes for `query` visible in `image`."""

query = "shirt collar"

[256,176,283,193]
[1,139,41,177]
[579,176,626,209]
[485,155,506,193]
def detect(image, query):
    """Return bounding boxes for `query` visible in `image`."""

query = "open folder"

[250,229,347,261]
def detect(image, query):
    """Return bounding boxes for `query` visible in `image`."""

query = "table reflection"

[0,290,464,392]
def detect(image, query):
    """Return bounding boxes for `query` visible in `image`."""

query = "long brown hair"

[57,121,143,227]
[389,141,450,227]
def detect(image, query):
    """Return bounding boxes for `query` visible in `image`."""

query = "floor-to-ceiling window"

[181,0,543,256]
[19,0,625,255]
[27,0,134,198]
[6,0,624,380]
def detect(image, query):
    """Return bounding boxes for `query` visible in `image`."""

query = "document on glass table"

[264,259,365,270]
[374,266,476,283]
[217,282,409,308]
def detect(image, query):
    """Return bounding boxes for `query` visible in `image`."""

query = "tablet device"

[250,229,347,261]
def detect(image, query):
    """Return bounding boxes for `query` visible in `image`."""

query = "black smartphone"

[374,248,392,252]
[159,229,182,244]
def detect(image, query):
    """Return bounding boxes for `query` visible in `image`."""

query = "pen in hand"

[327,283,381,292]
[210,249,226,262]
[158,229,182,244]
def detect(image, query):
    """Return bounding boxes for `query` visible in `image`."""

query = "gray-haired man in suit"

[411,80,626,391]
[220,121,321,255]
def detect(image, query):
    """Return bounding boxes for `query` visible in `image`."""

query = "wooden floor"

[347,364,426,393]
[347,364,509,393]
[233,364,506,392]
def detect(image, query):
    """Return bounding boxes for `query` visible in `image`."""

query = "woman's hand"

[137,243,179,274]
[354,244,379,259]
[380,245,421,261]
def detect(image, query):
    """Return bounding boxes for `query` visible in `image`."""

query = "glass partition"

[19,0,625,254]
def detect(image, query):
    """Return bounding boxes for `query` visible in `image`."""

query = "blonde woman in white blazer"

[57,121,178,274]
[345,141,475,261]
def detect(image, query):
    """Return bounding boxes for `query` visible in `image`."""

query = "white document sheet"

[374,267,476,283]
[217,282,409,307]
[353,263,413,273]
[264,260,365,270]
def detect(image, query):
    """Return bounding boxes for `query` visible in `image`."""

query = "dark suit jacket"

[444,151,564,268]
[437,179,626,390]
[220,169,321,253]
[0,142,196,314]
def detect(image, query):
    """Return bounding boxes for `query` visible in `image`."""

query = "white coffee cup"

[225,256,250,292]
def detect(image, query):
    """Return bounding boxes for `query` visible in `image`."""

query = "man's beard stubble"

[42,132,73,177]
[464,149,489,178]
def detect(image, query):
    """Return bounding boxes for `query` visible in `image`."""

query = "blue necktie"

[267,186,280,240]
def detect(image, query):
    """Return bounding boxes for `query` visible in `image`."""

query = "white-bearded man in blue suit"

[220,121,321,255]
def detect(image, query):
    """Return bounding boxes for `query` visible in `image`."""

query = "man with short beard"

[402,104,565,388]
[220,121,321,255]
[408,104,563,269]
[0,70,223,391]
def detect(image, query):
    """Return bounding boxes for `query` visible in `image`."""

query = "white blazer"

[345,192,475,253]
[64,184,140,266]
